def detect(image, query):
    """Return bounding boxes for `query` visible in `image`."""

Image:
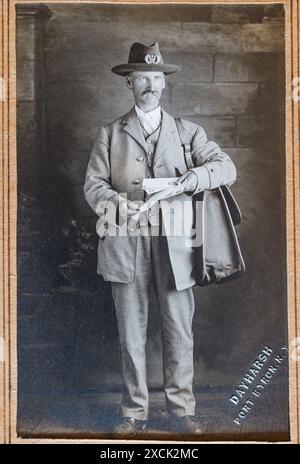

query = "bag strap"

[220,184,242,226]
[174,118,194,170]
[217,188,246,274]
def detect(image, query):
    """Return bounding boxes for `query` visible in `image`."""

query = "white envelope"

[136,177,187,215]
[142,177,179,194]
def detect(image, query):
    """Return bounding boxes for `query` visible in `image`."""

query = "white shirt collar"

[135,105,162,134]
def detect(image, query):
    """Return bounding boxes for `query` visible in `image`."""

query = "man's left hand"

[177,171,198,193]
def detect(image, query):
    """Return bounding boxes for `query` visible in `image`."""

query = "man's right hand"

[119,198,140,219]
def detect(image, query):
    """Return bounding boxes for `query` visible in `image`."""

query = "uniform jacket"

[84,107,237,290]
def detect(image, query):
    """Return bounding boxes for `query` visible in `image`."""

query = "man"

[84,42,237,437]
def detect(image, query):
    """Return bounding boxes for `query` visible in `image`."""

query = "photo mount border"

[0,0,299,444]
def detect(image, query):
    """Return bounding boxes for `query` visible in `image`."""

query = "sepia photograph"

[1,0,297,443]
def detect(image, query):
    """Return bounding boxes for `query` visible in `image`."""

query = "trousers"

[111,232,196,420]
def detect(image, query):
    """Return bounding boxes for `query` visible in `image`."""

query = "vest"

[140,123,161,178]
[140,123,161,227]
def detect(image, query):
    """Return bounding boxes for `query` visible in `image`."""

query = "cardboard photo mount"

[0,0,299,444]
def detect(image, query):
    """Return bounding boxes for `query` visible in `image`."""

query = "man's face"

[126,71,165,108]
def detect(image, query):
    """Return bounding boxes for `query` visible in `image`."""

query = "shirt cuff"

[189,166,211,194]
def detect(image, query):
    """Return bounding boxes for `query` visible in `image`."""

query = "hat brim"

[111,63,181,76]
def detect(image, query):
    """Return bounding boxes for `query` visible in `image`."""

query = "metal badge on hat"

[145,54,161,64]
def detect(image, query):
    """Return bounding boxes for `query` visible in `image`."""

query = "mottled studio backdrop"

[16,3,288,440]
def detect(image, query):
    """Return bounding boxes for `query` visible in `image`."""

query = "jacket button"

[137,156,144,162]
[148,151,153,156]
[133,179,141,185]
[147,140,152,144]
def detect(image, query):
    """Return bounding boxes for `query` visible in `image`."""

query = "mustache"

[142,89,158,95]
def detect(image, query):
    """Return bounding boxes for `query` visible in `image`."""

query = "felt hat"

[111,41,181,76]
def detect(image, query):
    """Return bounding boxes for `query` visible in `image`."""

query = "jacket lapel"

[121,107,147,152]
[153,109,179,165]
